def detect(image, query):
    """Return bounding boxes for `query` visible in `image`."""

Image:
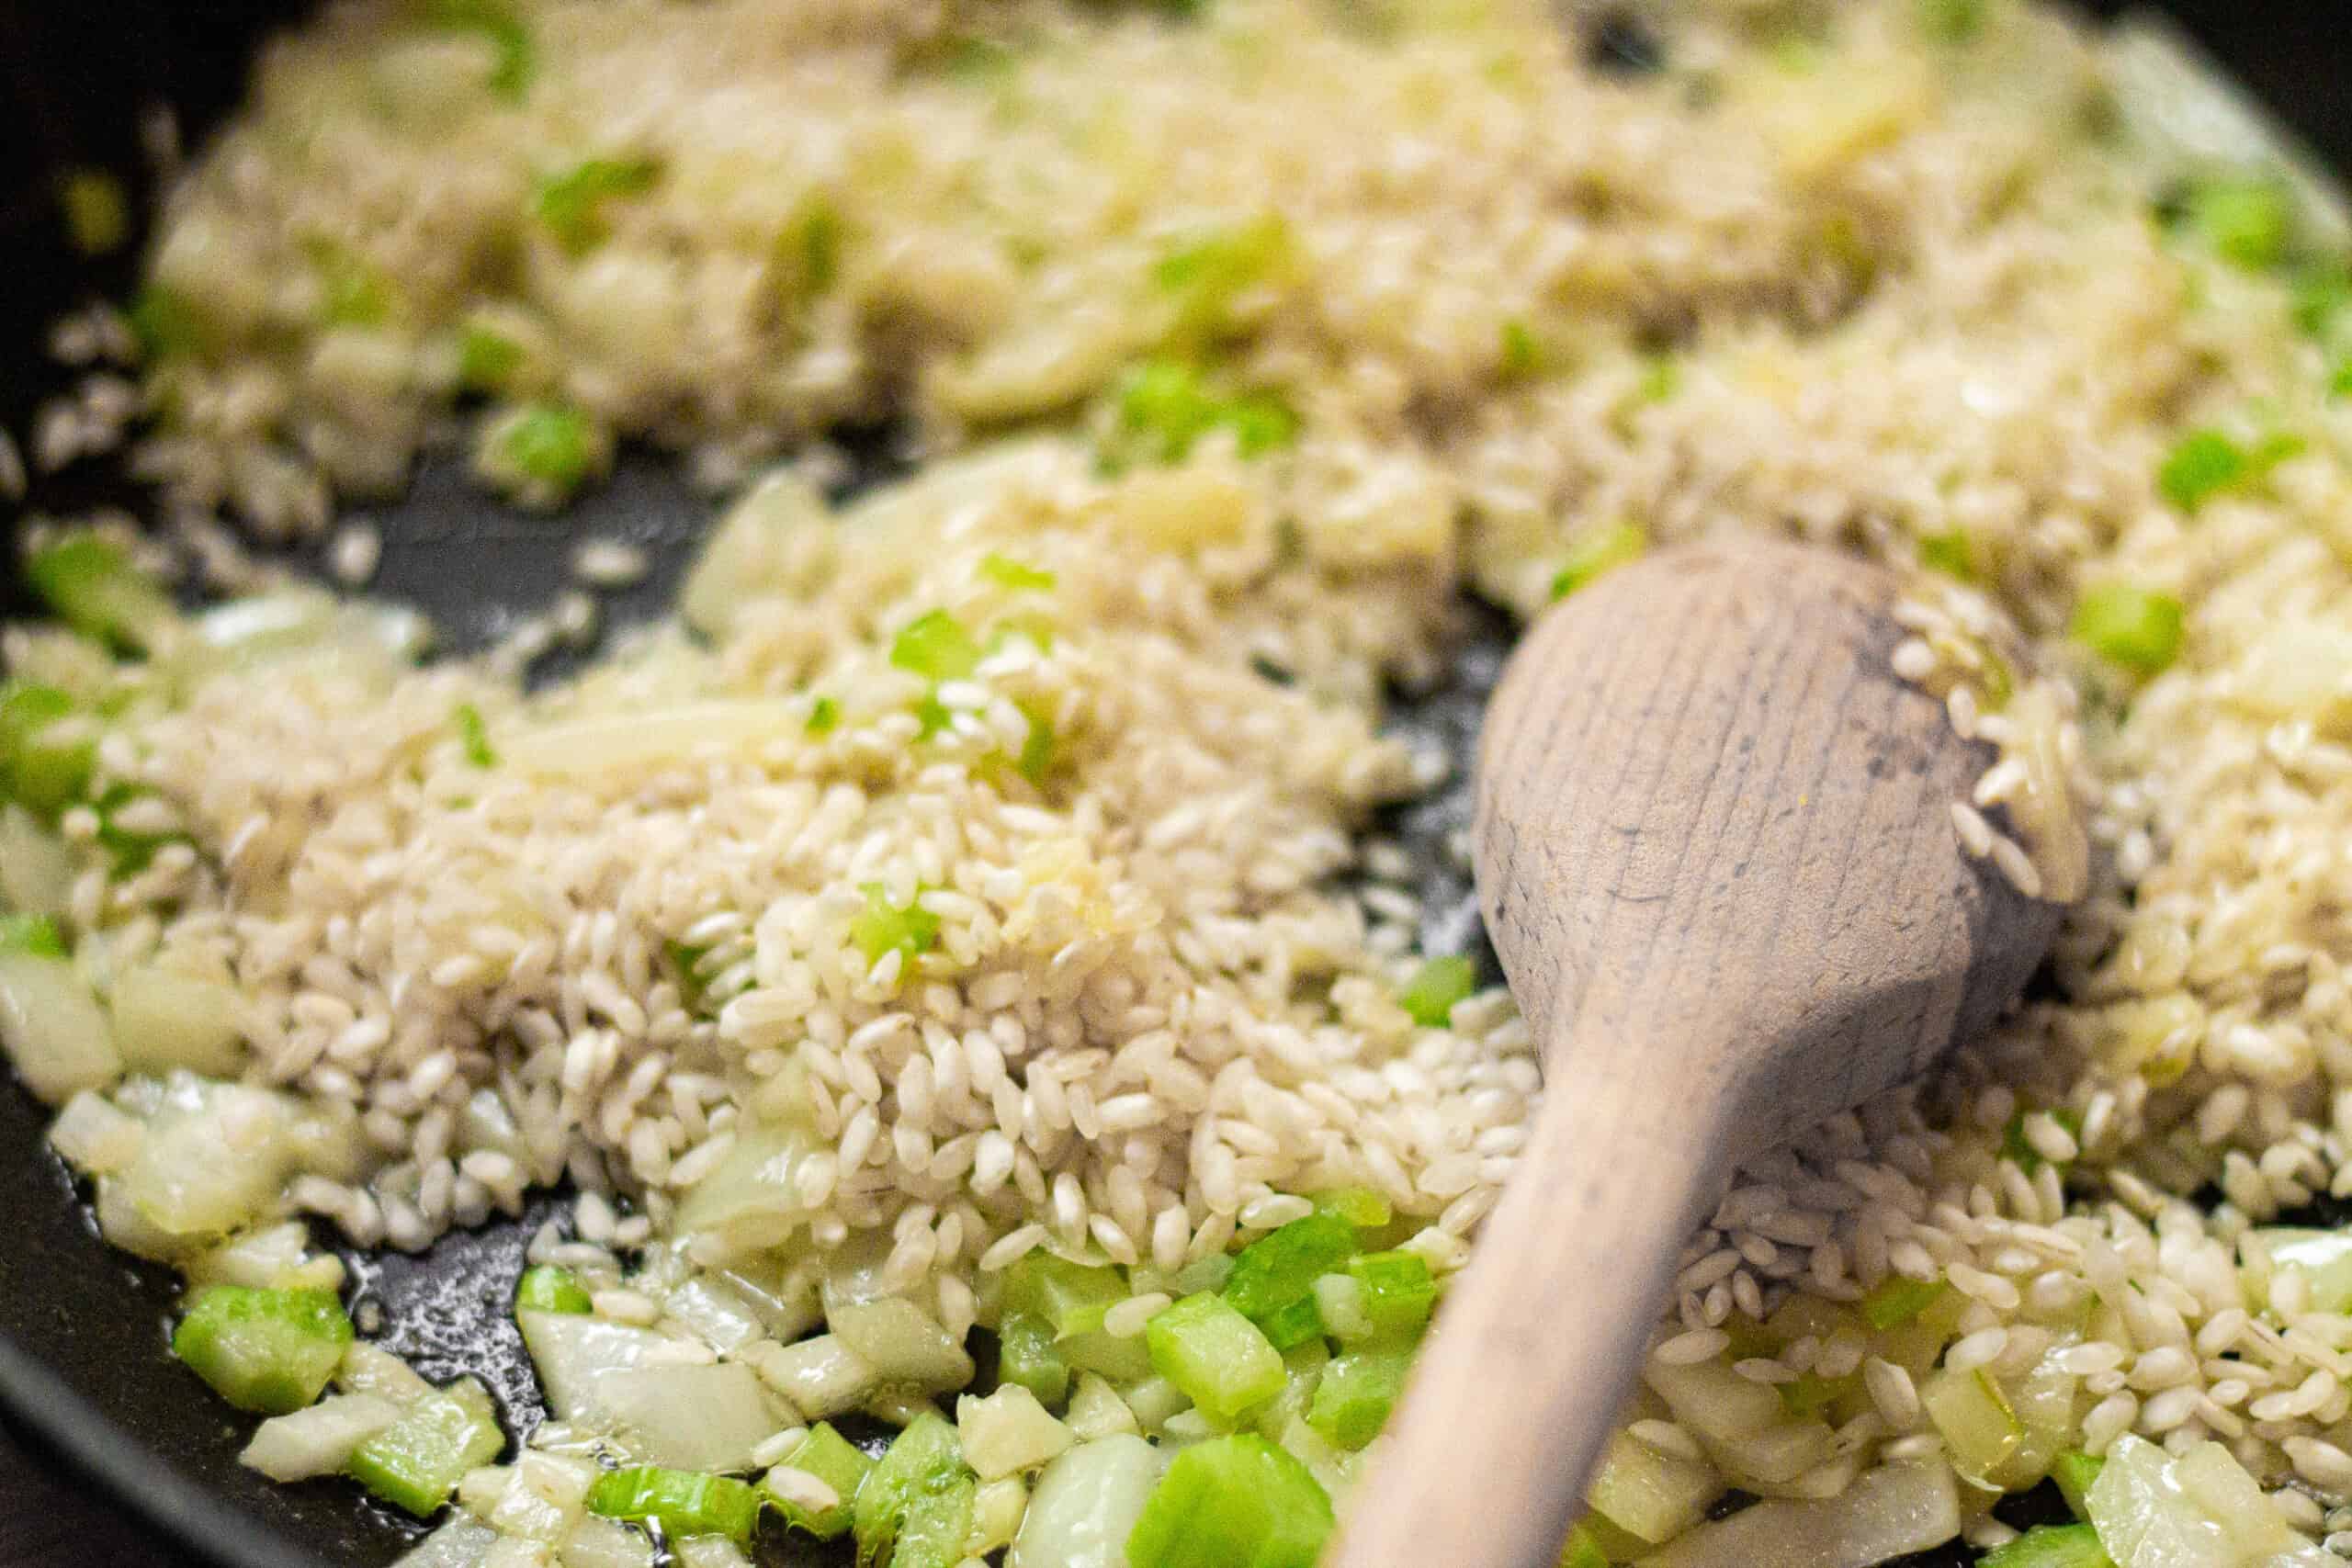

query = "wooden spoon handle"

[1328,1025,1736,1568]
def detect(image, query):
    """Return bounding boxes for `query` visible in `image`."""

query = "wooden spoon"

[1330,536,2068,1568]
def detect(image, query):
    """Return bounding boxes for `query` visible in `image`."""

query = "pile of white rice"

[21,0,2352,1560]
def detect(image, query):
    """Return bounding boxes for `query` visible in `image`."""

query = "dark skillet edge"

[0,3,2347,1568]
[0,1336,332,1568]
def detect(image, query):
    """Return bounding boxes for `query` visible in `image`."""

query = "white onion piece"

[109,962,246,1077]
[826,1297,975,1392]
[391,1519,499,1568]
[1637,1457,1960,1568]
[516,1311,670,1422]
[242,1393,404,1482]
[0,806,75,918]
[1009,1435,1168,1568]
[0,951,119,1104]
[594,1362,788,1472]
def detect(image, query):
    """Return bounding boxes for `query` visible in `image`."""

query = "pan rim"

[0,1330,334,1568]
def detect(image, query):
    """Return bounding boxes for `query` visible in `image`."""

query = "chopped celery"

[1,682,94,816]
[1253,1295,1324,1353]
[1499,319,1542,380]
[310,243,392,328]
[2179,175,2294,271]
[2052,1450,2104,1520]
[453,704,497,768]
[890,610,982,682]
[1305,1348,1409,1450]
[130,285,205,360]
[1979,1522,2113,1568]
[1394,955,1476,1028]
[27,535,178,654]
[172,1285,354,1416]
[1920,1364,2022,1485]
[347,1378,503,1517]
[1585,1427,1718,1544]
[1146,1292,1286,1425]
[0,915,66,960]
[1016,709,1057,786]
[1224,1214,1358,1331]
[786,197,844,298]
[1313,1189,1391,1229]
[981,554,1056,592]
[58,169,130,256]
[1634,355,1679,404]
[2334,357,2352,399]
[851,883,940,969]
[586,1465,759,1542]
[514,1265,592,1315]
[1776,1371,1850,1418]
[94,783,186,877]
[428,0,534,100]
[1559,1522,1610,1568]
[854,1412,971,1568]
[666,941,714,1013]
[1114,360,1296,463]
[1153,214,1293,337]
[535,156,661,253]
[492,403,598,491]
[457,324,523,391]
[807,695,842,734]
[2071,583,2184,676]
[1345,1251,1435,1344]
[1005,1253,1128,1340]
[1917,0,1985,43]
[1859,1275,1945,1330]
[1551,523,1647,601]
[767,1421,873,1540]
[1125,1434,1334,1568]
[997,1311,1072,1407]
[914,693,955,739]
[1221,394,1299,457]
[2157,428,2301,512]
[1918,529,1976,581]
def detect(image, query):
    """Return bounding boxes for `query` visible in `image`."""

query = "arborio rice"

[13,0,2352,1562]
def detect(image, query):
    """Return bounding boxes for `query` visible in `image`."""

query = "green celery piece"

[453,703,497,768]
[1499,319,1541,380]
[889,610,982,682]
[428,0,535,100]
[1118,359,1223,463]
[1559,1522,1611,1568]
[2051,1450,2104,1520]
[0,914,67,960]
[513,1265,592,1315]
[1917,0,1985,43]
[807,695,842,734]
[2181,175,2294,271]
[980,553,1056,592]
[308,242,393,328]
[770,1421,875,1540]
[1253,1294,1325,1353]
[1,682,94,816]
[1777,1371,1851,1417]
[1222,393,1299,457]
[2157,429,2244,510]
[1345,1250,1436,1344]
[26,535,178,654]
[1394,955,1476,1029]
[1552,522,1647,601]
[1859,1275,1946,1331]
[914,692,955,739]
[2334,357,2352,399]
[785,197,844,298]
[129,285,205,360]
[851,883,940,969]
[1306,1348,1411,1450]
[2071,583,2184,677]
[1005,1253,1128,1339]
[1635,355,1680,403]
[1918,529,1976,581]
[853,1412,969,1568]
[1016,708,1057,786]
[494,403,596,490]
[347,1377,503,1518]
[457,324,524,390]
[171,1285,354,1416]
[1978,1523,2114,1568]
[996,1310,1071,1407]
[666,939,713,1014]
[1153,213,1293,337]
[534,156,661,253]
[1313,1188,1391,1229]
[891,1473,977,1568]
[1125,1433,1334,1568]
[586,1465,760,1542]
[1146,1292,1286,1425]
[1224,1214,1359,1326]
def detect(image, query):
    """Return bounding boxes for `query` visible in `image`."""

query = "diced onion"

[594,1363,789,1472]
[1008,1434,1168,1568]
[516,1311,671,1422]
[0,951,120,1104]
[47,1089,144,1175]
[109,962,247,1077]
[826,1297,975,1392]
[1638,1457,1961,1568]
[242,1393,404,1481]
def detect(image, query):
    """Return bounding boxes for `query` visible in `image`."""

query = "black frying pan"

[0,5,2346,1565]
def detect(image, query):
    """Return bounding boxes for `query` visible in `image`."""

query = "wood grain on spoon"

[1330,536,2066,1568]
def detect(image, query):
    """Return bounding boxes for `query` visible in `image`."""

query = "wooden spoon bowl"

[1333,536,2067,1568]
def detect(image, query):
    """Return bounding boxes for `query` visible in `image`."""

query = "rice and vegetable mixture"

[12,0,2352,1562]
